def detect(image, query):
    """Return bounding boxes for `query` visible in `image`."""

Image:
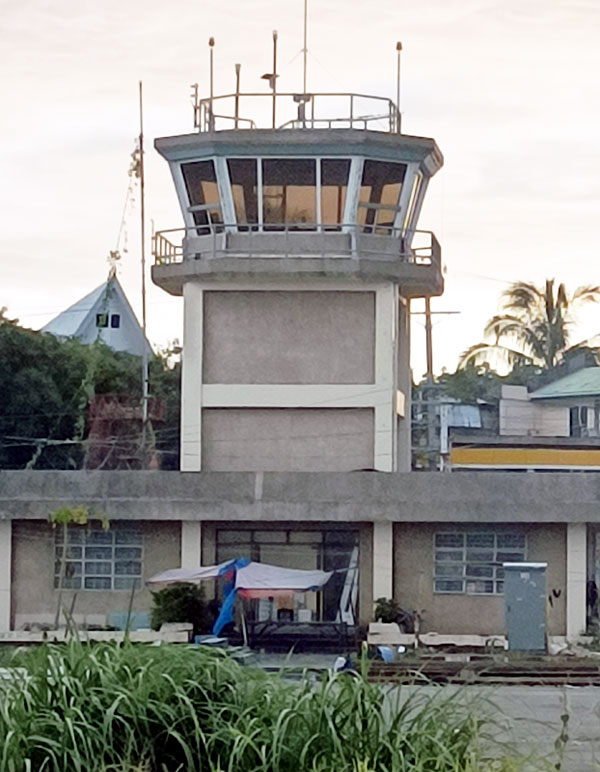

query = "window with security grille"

[54,524,142,591]
[433,532,526,595]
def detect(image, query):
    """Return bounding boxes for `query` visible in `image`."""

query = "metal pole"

[139,81,149,461]
[272,30,278,129]
[303,0,308,93]
[396,41,402,133]
[234,63,241,128]
[209,37,215,131]
[424,296,436,469]
[424,296,433,379]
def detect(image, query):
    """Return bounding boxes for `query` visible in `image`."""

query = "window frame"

[433,531,526,596]
[54,524,143,592]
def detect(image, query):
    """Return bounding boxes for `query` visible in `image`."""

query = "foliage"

[0,640,521,772]
[374,598,415,633]
[436,363,503,405]
[459,279,600,371]
[374,597,403,623]
[149,583,212,636]
[48,505,108,530]
[0,312,180,470]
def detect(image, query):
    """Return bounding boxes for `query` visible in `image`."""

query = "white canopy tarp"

[147,560,332,591]
[235,562,331,591]
[146,561,232,584]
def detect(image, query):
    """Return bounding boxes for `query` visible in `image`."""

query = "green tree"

[458,279,600,370]
[0,312,180,469]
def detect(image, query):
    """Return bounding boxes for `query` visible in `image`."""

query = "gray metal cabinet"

[503,562,547,651]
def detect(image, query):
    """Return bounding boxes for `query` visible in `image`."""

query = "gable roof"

[42,276,152,358]
[529,367,600,400]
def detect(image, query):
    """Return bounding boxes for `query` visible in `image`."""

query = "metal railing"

[153,223,440,269]
[194,92,402,134]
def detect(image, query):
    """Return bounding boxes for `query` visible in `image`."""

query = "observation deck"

[151,92,443,297]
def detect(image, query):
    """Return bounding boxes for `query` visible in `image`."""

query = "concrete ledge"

[367,625,508,649]
[3,470,600,524]
[0,630,190,644]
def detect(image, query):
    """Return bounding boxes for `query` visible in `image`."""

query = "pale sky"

[2,0,599,379]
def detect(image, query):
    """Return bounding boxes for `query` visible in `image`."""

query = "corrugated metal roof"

[529,367,600,400]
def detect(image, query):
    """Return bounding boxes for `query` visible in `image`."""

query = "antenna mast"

[139,81,149,456]
[396,41,402,133]
[303,0,308,93]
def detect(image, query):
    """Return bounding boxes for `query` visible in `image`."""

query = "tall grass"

[0,642,516,772]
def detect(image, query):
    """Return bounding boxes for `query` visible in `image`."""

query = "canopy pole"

[240,598,249,647]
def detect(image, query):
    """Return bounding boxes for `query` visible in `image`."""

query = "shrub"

[149,582,212,635]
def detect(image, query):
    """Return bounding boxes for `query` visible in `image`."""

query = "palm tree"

[459,279,600,370]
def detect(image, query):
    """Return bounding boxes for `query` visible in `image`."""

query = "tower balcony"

[152,223,442,297]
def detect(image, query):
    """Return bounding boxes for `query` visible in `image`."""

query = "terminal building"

[0,72,595,644]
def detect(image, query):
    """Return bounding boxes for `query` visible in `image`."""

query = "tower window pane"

[358,160,407,235]
[227,159,258,229]
[181,160,222,234]
[321,159,350,230]
[262,159,316,229]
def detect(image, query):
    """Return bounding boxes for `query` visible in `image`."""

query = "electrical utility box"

[503,562,547,652]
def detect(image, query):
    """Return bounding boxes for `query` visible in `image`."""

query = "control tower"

[152,83,443,473]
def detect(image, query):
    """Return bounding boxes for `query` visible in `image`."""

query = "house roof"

[42,276,152,358]
[529,367,600,400]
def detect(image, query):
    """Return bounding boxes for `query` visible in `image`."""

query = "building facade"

[1,87,597,643]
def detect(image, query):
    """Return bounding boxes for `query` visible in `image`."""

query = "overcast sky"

[2,0,599,378]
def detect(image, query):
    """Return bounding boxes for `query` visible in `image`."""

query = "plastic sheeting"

[146,561,234,584]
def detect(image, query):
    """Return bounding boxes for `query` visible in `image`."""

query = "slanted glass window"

[321,159,351,230]
[55,524,143,591]
[262,159,316,229]
[110,314,120,329]
[227,159,258,229]
[402,172,422,236]
[358,160,406,235]
[433,531,526,595]
[181,160,222,235]
[96,313,108,328]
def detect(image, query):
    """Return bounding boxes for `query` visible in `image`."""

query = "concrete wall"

[203,291,375,385]
[5,471,600,525]
[202,408,375,472]
[11,520,180,629]
[393,523,566,635]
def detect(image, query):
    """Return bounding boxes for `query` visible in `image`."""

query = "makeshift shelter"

[147,559,333,638]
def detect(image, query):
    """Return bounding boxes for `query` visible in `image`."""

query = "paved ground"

[253,653,600,771]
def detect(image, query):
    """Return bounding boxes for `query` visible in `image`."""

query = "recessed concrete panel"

[393,522,566,636]
[203,291,375,384]
[11,520,180,629]
[202,408,374,472]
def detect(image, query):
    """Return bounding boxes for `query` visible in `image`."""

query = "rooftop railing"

[153,224,439,270]
[193,92,402,133]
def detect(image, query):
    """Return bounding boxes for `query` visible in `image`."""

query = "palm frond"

[482,315,524,342]
[457,342,534,370]
[501,282,543,313]
[571,285,600,305]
